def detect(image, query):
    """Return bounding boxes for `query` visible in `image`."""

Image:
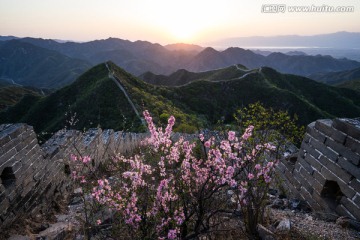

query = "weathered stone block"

[318,155,352,183]
[0,148,17,169]
[315,119,334,137]
[304,153,322,171]
[324,137,347,155]
[338,157,360,179]
[336,204,356,219]
[0,135,11,149]
[353,194,360,207]
[311,138,339,162]
[349,179,360,193]
[284,170,301,190]
[330,129,348,145]
[342,149,360,166]
[277,162,286,173]
[313,169,326,185]
[294,169,313,194]
[325,135,360,165]
[333,118,360,141]
[301,141,321,159]
[297,157,314,175]
[345,136,360,155]
[340,197,360,220]
[307,125,327,143]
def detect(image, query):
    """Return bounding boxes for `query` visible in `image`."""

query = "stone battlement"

[0,123,147,229]
[1,118,360,230]
[278,118,360,220]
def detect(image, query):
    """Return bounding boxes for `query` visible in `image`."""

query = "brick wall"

[277,118,360,220]
[1,118,360,229]
[0,124,146,229]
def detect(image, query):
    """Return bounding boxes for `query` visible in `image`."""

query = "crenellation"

[279,118,360,221]
[0,123,146,230]
[1,117,360,231]
[333,118,360,140]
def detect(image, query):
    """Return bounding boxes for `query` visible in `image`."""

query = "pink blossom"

[199,133,204,142]
[82,156,91,163]
[228,131,236,141]
[75,110,278,239]
[168,229,178,239]
[70,154,77,161]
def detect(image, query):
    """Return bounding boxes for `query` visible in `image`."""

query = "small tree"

[70,107,301,239]
[233,102,304,237]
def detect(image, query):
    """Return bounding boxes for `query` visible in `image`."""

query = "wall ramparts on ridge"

[0,123,146,230]
[1,117,360,230]
[278,118,360,220]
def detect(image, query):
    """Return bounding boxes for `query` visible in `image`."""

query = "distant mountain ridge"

[1,34,360,88]
[0,40,91,88]
[213,31,360,48]
[309,67,360,85]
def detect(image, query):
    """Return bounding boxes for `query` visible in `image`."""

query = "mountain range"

[1,35,360,89]
[2,62,360,137]
[0,40,91,88]
[309,67,360,85]
[212,31,360,49]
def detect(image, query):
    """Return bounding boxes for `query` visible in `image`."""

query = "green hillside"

[155,67,360,126]
[337,79,360,92]
[0,62,200,137]
[0,86,43,111]
[1,62,360,138]
[0,40,91,88]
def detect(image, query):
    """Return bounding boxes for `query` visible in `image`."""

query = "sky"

[0,0,359,45]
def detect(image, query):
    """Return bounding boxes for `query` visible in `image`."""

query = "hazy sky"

[0,0,359,44]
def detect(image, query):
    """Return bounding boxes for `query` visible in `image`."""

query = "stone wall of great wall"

[0,123,146,230]
[0,118,360,231]
[278,118,360,220]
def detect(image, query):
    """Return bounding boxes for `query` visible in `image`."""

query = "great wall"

[0,118,359,234]
[0,123,146,231]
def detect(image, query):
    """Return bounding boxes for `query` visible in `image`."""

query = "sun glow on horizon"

[143,0,232,43]
[1,0,360,44]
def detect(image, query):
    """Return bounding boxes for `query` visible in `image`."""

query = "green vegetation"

[0,40,91,88]
[0,62,201,138]
[337,79,360,92]
[159,67,360,126]
[1,62,360,138]
[0,64,143,137]
[0,85,43,110]
[235,102,305,147]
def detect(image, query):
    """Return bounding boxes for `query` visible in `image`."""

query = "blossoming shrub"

[71,110,279,239]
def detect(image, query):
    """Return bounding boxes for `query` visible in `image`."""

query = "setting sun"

[168,20,198,42]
